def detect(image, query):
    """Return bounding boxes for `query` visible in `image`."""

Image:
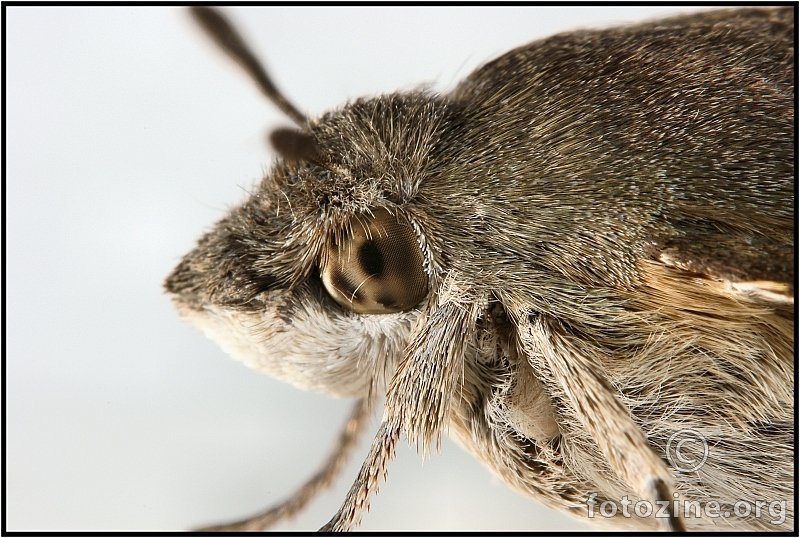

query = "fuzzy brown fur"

[168,7,794,531]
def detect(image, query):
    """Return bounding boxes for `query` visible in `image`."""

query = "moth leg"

[651,477,685,532]
[322,283,484,531]
[522,314,684,531]
[194,397,372,532]
[319,421,399,532]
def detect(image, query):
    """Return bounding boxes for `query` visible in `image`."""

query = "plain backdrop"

[7,6,715,531]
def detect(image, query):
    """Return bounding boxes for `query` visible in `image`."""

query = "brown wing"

[645,218,794,305]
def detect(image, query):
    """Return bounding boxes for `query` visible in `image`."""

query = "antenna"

[190,7,308,128]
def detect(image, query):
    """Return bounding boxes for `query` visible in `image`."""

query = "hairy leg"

[195,397,373,531]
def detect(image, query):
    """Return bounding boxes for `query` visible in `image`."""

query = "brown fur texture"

[167,7,794,531]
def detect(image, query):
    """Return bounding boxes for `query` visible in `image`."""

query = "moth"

[166,6,794,531]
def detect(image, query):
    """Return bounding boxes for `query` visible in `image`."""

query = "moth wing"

[646,222,794,305]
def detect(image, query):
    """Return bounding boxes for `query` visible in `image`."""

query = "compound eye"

[320,208,428,314]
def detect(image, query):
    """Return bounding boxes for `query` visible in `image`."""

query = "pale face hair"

[166,7,794,531]
[181,290,418,397]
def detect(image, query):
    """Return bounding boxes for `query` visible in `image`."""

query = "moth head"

[167,7,453,397]
[166,94,445,399]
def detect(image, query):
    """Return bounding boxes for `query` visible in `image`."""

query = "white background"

[7,6,713,531]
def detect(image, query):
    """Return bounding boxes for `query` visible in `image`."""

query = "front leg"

[322,276,485,530]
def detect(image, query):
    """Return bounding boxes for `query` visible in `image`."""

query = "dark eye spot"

[376,293,397,308]
[358,241,383,277]
[320,207,428,314]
